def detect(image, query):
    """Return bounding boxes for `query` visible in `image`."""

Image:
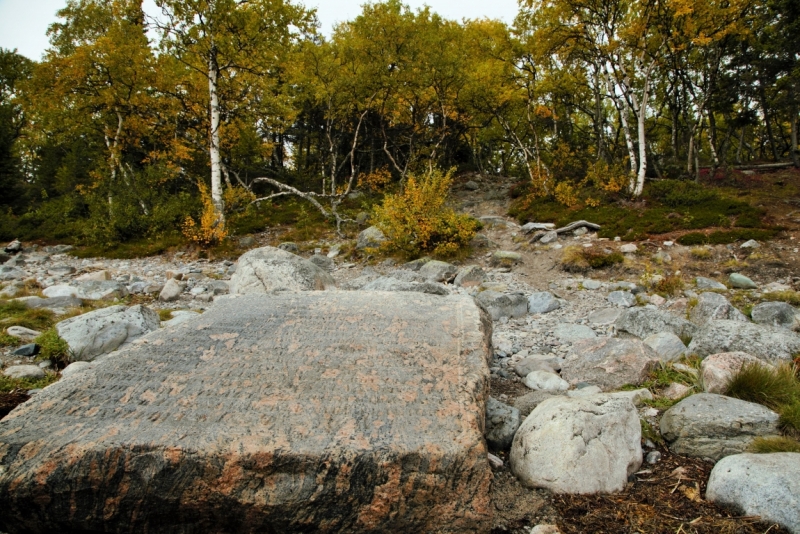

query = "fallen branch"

[529,220,602,243]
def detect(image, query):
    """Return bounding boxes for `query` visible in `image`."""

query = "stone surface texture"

[230,246,336,294]
[615,308,698,341]
[560,338,661,391]
[751,301,799,330]
[475,291,528,320]
[660,393,781,461]
[356,226,386,249]
[0,292,494,533]
[485,397,520,451]
[643,332,687,362]
[687,319,800,362]
[510,395,642,494]
[707,453,800,534]
[527,292,561,314]
[689,292,748,324]
[55,304,160,362]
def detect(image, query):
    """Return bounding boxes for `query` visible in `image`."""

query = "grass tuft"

[747,436,800,453]
[654,274,684,297]
[561,247,624,273]
[34,328,71,367]
[724,363,799,410]
[689,247,712,260]
[0,373,59,393]
[762,290,800,307]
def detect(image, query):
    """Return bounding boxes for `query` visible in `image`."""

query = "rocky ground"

[1,176,800,533]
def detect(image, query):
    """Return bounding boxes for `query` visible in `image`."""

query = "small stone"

[277,242,299,253]
[523,370,569,392]
[740,239,760,249]
[485,397,521,450]
[695,277,727,290]
[61,361,94,378]
[487,453,503,469]
[491,251,522,266]
[581,279,602,290]
[5,326,41,341]
[643,332,687,362]
[11,344,39,357]
[527,292,560,314]
[454,265,486,288]
[356,226,386,249]
[159,279,185,302]
[3,365,45,379]
[521,222,555,233]
[309,254,335,272]
[587,308,622,325]
[662,382,691,400]
[75,270,111,282]
[608,290,636,307]
[701,352,771,394]
[573,227,588,236]
[326,245,341,259]
[649,294,666,306]
[539,231,559,244]
[729,273,757,289]
[620,244,637,253]
[530,526,562,534]
[464,180,479,191]
[553,323,597,343]
[645,451,662,465]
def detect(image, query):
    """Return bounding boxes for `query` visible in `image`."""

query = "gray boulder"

[527,292,561,314]
[539,231,558,244]
[587,308,622,325]
[643,332,687,362]
[454,265,486,287]
[485,397,521,450]
[553,323,596,343]
[55,304,160,362]
[361,276,449,295]
[419,260,457,283]
[660,393,781,461]
[230,246,336,294]
[751,301,799,330]
[561,338,661,391]
[513,357,558,377]
[707,453,800,534]
[687,319,800,362]
[510,395,642,494]
[475,291,528,321]
[615,307,698,340]
[356,226,386,249]
[689,292,748,324]
[21,296,83,311]
[277,242,298,253]
[607,290,635,307]
[6,326,41,341]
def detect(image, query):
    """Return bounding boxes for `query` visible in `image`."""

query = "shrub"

[34,328,71,367]
[183,181,228,248]
[373,169,477,258]
[724,363,800,410]
[649,180,718,207]
[561,246,624,272]
[690,247,712,260]
[654,275,684,297]
[748,436,800,453]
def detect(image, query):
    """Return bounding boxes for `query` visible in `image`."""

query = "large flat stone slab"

[0,292,493,533]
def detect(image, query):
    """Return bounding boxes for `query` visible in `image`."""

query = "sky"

[0,0,520,61]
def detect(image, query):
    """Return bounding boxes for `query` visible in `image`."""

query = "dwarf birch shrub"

[373,169,477,258]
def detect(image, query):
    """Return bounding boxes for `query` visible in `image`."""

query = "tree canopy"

[1,0,796,245]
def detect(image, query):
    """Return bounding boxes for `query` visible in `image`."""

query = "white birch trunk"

[208,49,224,222]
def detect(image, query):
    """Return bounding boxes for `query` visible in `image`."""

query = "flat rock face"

[0,292,493,533]
[560,338,661,391]
[615,308,697,341]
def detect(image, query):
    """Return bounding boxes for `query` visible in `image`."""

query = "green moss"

[34,328,71,366]
[0,373,59,393]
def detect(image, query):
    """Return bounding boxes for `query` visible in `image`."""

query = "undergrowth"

[0,373,59,393]
[560,247,624,272]
[724,363,800,436]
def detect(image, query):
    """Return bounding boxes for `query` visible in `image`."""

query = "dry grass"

[748,436,800,453]
[689,247,712,260]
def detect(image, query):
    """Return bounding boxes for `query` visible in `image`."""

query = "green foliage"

[677,228,778,246]
[560,246,624,272]
[34,328,71,366]
[0,300,56,331]
[510,180,772,242]
[762,291,800,307]
[373,168,478,258]
[748,436,800,453]
[0,373,59,393]
[725,363,800,435]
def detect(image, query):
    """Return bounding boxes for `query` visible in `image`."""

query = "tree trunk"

[208,47,224,222]
[759,86,778,161]
[792,112,799,168]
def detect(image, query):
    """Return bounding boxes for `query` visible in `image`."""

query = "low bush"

[373,168,478,258]
[34,328,71,367]
[748,436,800,453]
[654,275,684,297]
[560,247,624,272]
